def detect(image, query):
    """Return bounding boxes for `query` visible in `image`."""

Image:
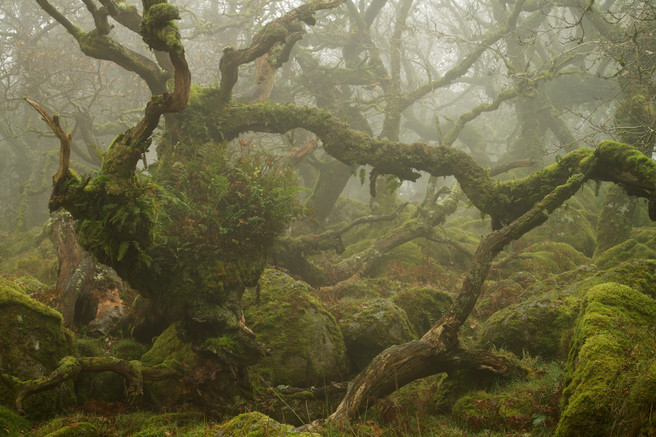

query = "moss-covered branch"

[221,102,656,228]
[8,356,182,415]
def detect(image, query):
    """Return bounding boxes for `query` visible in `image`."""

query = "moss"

[0,277,75,419]
[243,270,347,386]
[451,361,562,434]
[557,282,656,436]
[0,405,30,435]
[515,204,597,257]
[333,297,417,372]
[366,241,426,278]
[111,339,149,361]
[391,286,453,334]
[481,288,580,359]
[480,260,655,358]
[497,241,590,280]
[42,422,98,436]
[141,322,195,366]
[218,411,319,437]
[594,238,656,270]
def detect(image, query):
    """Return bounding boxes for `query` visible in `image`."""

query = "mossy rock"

[497,241,590,280]
[516,205,596,257]
[391,286,453,335]
[365,241,426,279]
[217,411,318,436]
[111,339,149,361]
[140,322,196,407]
[453,390,534,432]
[556,282,656,436]
[244,269,347,386]
[334,298,417,372]
[0,277,75,419]
[593,238,656,270]
[452,361,562,434]
[474,279,524,320]
[0,405,30,435]
[481,259,656,359]
[480,288,580,359]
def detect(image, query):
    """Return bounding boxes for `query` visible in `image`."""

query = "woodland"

[1,0,656,435]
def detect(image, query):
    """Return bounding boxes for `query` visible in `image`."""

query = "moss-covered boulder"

[480,287,580,359]
[391,286,453,335]
[0,276,75,418]
[217,411,318,436]
[243,269,347,386]
[334,298,417,372]
[481,259,656,359]
[496,241,590,280]
[452,362,562,434]
[557,282,656,436]
[139,322,196,407]
[593,238,656,270]
[516,204,597,257]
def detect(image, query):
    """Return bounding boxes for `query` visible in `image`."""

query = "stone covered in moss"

[515,201,597,256]
[557,282,656,436]
[451,362,562,434]
[139,322,196,407]
[594,237,656,270]
[243,269,347,386]
[496,241,590,280]
[0,276,75,418]
[391,286,452,335]
[481,259,656,359]
[334,298,417,372]
[218,411,318,436]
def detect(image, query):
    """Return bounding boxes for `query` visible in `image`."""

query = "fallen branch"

[6,356,182,415]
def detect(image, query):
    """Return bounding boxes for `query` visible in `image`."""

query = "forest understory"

[2,0,656,436]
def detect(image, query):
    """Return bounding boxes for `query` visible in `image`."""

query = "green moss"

[218,411,319,437]
[243,270,347,386]
[557,282,656,436]
[543,205,597,257]
[481,260,655,358]
[334,297,417,372]
[594,238,656,269]
[0,405,30,435]
[111,339,149,361]
[452,361,562,434]
[0,277,75,418]
[141,322,195,366]
[497,241,590,280]
[42,421,98,436]
[391,286,453,334]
